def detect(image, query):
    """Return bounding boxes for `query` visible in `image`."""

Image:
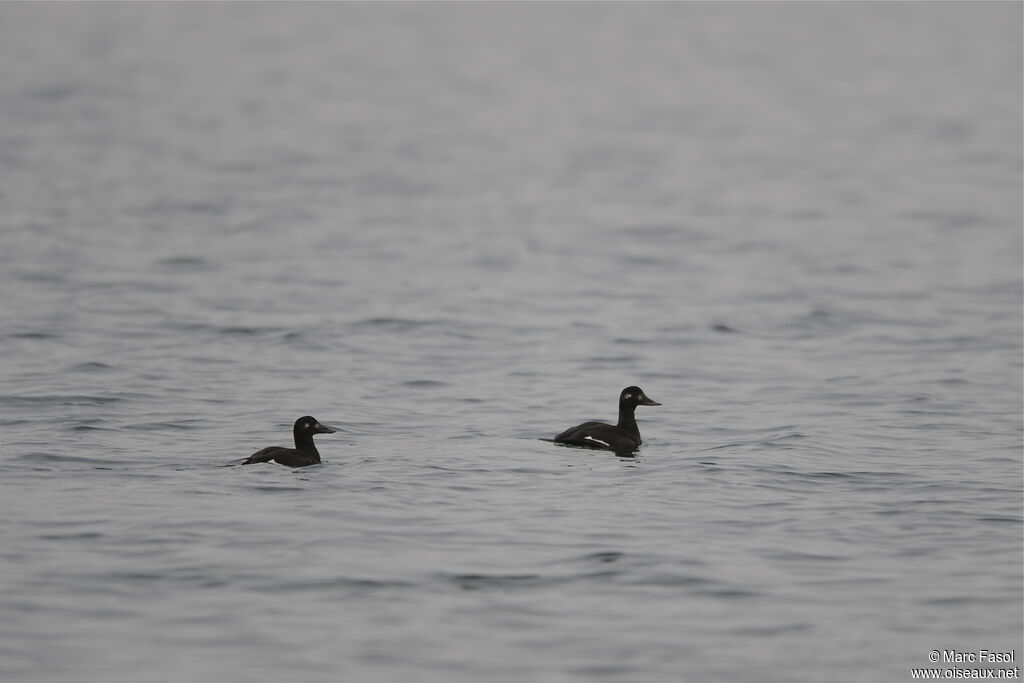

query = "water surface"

[1,4,1021,682]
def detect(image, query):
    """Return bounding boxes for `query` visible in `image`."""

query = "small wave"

[612,337,656,345]
[730,622,812,637]
[156,255,209,269]
[0,394,122,406]
[36,531,105,541]
[581,551,625,564]
[770,469,911,485]
[67,361,114,372]
[254,577,416,593]
[401,379,449,389]
[922,595,983,607]
[977,516,1023,524]
[628,573,718,588]
[568,664,637,677]
[762,549,847,563]
[696,587,764,599]
[8,331,60,340]
[14,452,120,466]
[440,562,631,591]
[123,421,204,431]
[585,355,640,364]
[758,431,807,445]
[443,573,552,590]
[71,423,117,432]
[250,485,309,493]
[351,317,443,331]
[218,326,283,336]
[143,199,230,216]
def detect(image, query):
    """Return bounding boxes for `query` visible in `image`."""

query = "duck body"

[243,416,335,467]
[552,386,660,455]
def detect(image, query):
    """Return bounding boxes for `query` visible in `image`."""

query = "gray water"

[1,3,1021,682]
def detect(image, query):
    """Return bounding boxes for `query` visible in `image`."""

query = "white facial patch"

[584,436,610,447]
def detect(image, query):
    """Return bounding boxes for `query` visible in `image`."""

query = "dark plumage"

[551,386,660,455]
[242,416,335,467]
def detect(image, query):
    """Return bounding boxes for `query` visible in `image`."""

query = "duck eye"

[624,394,633,400]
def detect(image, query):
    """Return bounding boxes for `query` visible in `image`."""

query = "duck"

[550,386,660,454]
[242,416,335,467]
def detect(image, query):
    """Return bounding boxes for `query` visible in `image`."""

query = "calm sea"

[1,3,1021,682]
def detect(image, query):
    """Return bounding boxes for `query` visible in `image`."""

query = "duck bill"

[315,422,339,434]
[639,397,661,406]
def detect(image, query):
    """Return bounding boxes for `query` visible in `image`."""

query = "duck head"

[620,386,661,407]
[294,416,337,435]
